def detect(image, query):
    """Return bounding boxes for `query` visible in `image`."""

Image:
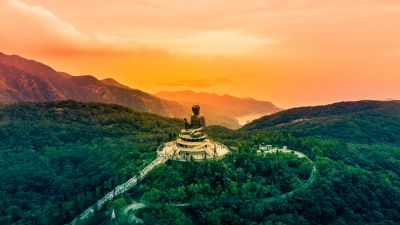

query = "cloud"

[0,0,149,56]
[158,77,234,88]
[1,0,282,57]
[8,0,86,41]
[1,0,90,55]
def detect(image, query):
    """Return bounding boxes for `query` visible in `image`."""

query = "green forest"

[1,100,400,224]
[0,101,181,224]
[137,152,313,204]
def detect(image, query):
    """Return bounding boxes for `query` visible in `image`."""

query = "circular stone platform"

[157,139,229,161]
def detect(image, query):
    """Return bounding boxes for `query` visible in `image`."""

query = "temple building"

[158,104,229,161]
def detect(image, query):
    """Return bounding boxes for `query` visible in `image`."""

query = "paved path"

[123,202,146,224]
[68,141,183,225]
[68,155,168,225]
[263,148,307,158]
[260,148,317,202]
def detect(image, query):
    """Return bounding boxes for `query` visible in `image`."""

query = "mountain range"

[156,90,281,128]
[0,52,188,118]
[0,52,281,128]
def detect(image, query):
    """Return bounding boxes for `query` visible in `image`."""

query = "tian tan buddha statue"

[181,104,206,140]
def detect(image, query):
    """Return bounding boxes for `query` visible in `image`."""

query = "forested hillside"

[0,101,181,224]
[1,100,399,225]
[118,101,400,225]
[242,100,400,144]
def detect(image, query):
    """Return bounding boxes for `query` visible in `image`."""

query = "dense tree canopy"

[1,100,399,225]
[135,151,313,204]
[0,101,181,224]
[242,100,400,144]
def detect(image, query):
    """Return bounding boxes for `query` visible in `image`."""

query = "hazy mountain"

[0,52,281,128]
[155,90,282,129]
[0,52,188,117]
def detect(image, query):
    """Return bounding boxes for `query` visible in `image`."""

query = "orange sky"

[1,0,400,108]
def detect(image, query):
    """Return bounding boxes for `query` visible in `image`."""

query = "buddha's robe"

[183,114,206,138]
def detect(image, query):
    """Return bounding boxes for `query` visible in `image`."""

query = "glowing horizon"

[1,0,400,108]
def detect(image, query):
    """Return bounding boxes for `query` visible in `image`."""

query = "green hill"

[100,100,400,225]
[0,100,181,224]
[1,100,399,225]
[242,100,400,144]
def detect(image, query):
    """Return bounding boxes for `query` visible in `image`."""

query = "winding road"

[69,146,317,224]
[122,148,317,223]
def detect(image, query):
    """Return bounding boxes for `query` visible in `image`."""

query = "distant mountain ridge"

[0,52,188,117]
[156,90,282,128]
[0,52,281,128]
[100,78,132,90]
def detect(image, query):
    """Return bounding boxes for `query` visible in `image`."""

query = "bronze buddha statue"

[182,104,206,139]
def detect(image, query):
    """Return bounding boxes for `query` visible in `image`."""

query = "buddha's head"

[192,104,200,115]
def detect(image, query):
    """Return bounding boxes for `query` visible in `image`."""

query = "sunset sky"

[1,0,400,108]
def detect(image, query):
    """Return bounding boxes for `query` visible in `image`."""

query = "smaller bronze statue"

[182,104,206,139]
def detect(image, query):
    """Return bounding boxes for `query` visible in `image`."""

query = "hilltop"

[242,100,400,144]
